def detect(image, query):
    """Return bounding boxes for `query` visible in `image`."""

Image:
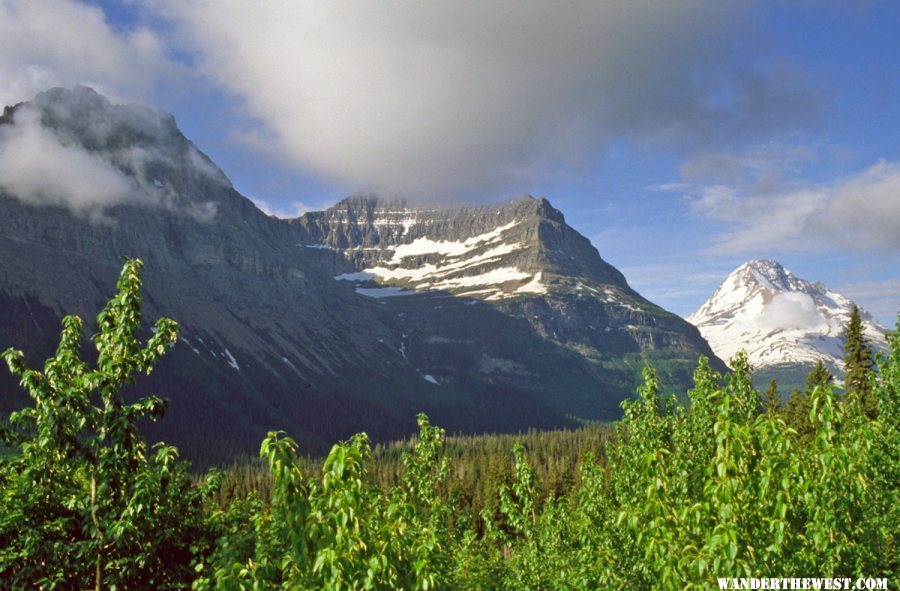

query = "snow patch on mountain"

[370,211,420,232]
[687,260,888,369]
[333,219,547,300]
[223,348,240,371]
[336,271,378,281]
[516,272,548,295]
[390,220,519,260]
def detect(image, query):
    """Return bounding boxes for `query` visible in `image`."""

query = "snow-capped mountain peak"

[687,260,888,370]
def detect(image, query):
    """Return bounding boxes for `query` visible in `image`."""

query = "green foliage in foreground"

[0,260,214,589]
[1,259,898,590]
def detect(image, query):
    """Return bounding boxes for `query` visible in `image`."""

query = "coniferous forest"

[1,260,897,589]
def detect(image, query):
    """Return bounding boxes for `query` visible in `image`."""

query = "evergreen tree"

[761,379,781,415]
[784,388,812,440]
[843,305,877,417]
[785,361,833,440]
[806,360,834,394]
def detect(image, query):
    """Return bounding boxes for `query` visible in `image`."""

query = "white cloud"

[0,90,222,219]
[676,149,900,254]
[0,106,135,210]
[819,160,900,250]
[251,198,326,219]
[0,0,169,106]
[688,183,828,253]
[758,292,823,331]
[153,1,813,199]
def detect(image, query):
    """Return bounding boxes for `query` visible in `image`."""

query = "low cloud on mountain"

[758,292,823,331]
[0,105,135,212]
[0,88,222,220]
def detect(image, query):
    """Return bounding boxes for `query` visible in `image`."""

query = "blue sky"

[1,1,897,324]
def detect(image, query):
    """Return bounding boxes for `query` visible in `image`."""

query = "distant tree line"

[0,260,896,589]
[214,422,614,520]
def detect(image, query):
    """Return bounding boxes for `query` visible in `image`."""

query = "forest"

[0,259,896,590]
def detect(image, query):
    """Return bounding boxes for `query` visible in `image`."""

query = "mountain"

[291,193,726,397]
[0,87,724,464]
[687,259,889,388]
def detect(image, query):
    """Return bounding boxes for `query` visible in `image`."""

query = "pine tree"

[761,379,781,415]
[843,305,877,417]
[784,361,834,441]
[806,360,834,394]
[784,387,812,440]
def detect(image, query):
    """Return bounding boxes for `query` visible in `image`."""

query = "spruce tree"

[843,305,877,417]
[784,360,834,441]
[784,387,812,440]
[806,360,834,394]
[761,379,781,415]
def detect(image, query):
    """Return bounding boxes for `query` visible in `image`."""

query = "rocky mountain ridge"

[289,194,725,381]
[292,194,629,298]
[1,87,724,464]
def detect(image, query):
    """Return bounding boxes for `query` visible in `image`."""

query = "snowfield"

[688,260,888,369]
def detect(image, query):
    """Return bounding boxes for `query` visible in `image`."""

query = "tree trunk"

[92,474,102,591]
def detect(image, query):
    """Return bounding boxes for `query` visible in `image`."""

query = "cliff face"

[292,194,723,396]
[0,88,723,464]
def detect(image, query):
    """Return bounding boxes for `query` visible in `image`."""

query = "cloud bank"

[683,153,900,254]
[156,1,814,198]
[0,0,168,107]
[251,198,326,220]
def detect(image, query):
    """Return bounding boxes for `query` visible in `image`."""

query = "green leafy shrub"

[0,259,214,590]
[2,259,897,590]
[197,420,452,590]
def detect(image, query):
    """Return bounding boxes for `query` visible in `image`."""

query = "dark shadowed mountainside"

[0,87,724,465]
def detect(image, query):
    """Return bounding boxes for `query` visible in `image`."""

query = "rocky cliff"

[0,87,724,464]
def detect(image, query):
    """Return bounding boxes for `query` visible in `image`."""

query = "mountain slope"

[291,194,726,407]
[1,87,421,463]
[687,260,888,386]
[1,87,724,464]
